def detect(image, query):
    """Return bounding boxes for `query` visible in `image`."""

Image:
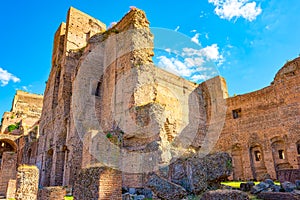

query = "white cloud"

[190,29,197,33]
[183,44,226,66]
[184,57,205,68]
[190,74,211,82]
[156,43,228,83]
[0,67,20,86]
[200,44,221,60]
[208,0,262,21]
[157,56,194,77]
[175,26,180,32]
[183,44,221,61]
[191,33,200,45]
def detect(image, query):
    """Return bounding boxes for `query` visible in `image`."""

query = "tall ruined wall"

[38,6,300,192]
[0,91,42,197]
[39,7,230,190]
[70,8,211,189]
[215,57,300,180]
[37,7,106,187]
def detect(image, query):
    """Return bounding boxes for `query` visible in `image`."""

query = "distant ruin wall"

[0,90,43,134]
[215,57,300,180]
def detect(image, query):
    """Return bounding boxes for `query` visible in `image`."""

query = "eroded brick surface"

[37,186,66,200]
[15,165,39,200]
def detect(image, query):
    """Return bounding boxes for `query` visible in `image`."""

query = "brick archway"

[249,144,268,180]
[0,139,17,152]
[0,138,18,196]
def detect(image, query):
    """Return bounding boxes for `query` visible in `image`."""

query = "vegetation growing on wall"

[7,122,20,132]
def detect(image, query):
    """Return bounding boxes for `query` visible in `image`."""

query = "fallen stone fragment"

[200,189,249,200]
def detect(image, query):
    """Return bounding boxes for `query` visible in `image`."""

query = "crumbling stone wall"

[38,6,300,197]
[39,7,208,190]
[76,8,205,189]
[73,167,122,200]
[0,90,43,135]
[16,133,39,165]
[37,7,106,187]
[215,57,300,180]
[15,165,39,200]
[37,186,66,200]
[0,91,42,197]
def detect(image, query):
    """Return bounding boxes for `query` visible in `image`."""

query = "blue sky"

[0,0,300,116]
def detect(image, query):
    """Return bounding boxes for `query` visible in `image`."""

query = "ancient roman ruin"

[0,7,299,199]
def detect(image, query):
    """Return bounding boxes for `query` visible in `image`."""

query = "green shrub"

[8,123,19,132]
[106,132,112,138]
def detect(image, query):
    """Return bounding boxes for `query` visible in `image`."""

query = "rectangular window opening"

[232,108,242,119]
[278,150,285,159]
[254,151,262,161]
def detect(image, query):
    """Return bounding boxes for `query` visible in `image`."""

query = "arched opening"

[271,137,292,171]
[0,139,17,162]
[249,144,267,180]
[0,139,18,196]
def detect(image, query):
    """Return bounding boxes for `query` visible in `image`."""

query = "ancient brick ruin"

[215,58,300,181]
[0,6,299,199]
[0,90,43,198]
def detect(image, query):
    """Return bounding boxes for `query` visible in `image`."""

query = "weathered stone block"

[6,179,16,199]
[73,167,122,200]
[200,189,249,200]
[257,192,300,200]
[37,186,66,200]
[15,165,39,200]
[147,173,188,200]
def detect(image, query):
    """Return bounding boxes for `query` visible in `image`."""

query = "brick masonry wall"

[38,7,106,187]
[37,5,300,192]
[277,169,300,183]
[0,152,17,196]
[73,167,122,200]
[214,57,300,180]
